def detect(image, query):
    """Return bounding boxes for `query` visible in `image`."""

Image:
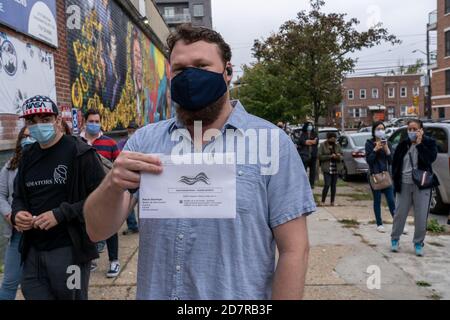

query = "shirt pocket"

[236,164,262,215]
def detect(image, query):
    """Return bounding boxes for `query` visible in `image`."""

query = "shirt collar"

[168,100,248,135]
[80,130,103,145]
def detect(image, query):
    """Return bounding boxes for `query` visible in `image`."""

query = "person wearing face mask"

[318,132,343,206]
[10,96,105,300]
[297,122,319,188]
[80,109,121,278]
[84,25,315,300]
[391,119,438,257]
[0,127,34,300]
[365,122,396,233]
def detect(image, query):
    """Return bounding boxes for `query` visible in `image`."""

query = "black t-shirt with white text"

[24,135,76,251]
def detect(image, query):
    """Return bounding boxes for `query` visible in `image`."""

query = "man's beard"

[176,94,227,127]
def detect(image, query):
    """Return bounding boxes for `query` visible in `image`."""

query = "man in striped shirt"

[81,109,121,278]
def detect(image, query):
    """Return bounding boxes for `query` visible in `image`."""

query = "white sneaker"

[106,261,121,278]
[377,225,386,233]
[403,226,409,235]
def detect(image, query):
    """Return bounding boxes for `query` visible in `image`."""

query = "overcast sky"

[212,0,436,78]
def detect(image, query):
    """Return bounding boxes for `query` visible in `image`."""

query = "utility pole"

[426,25,432,119]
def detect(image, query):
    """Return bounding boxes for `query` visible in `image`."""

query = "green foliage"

[237,0,399,125]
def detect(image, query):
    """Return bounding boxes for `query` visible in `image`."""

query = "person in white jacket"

[0,127,35,300]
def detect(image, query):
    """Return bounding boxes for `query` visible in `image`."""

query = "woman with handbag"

[391,119,438,257]
[365,122,396,233]
[318,132,343,206]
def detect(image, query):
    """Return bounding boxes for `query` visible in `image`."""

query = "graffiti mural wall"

[65,0,173,132]
[0,32,56,115]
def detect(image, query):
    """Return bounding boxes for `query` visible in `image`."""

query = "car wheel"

[430,187,450,215]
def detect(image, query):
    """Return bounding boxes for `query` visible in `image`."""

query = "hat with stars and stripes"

[20,95,59,118]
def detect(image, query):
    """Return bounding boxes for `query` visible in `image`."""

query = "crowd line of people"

[291,119,439,258]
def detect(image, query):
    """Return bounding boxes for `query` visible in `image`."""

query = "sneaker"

[403,226,409,235]
[90,260,98,272]
[391,240,399,252]
[106,261,121,278]
[96,241,106,253]
[415,244,424,257]
[122,229,139,236]
[376,225,386,233]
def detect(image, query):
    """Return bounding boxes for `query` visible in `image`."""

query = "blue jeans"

[372,186,396,227]
[126,210,138,231]
[0,231,23,300]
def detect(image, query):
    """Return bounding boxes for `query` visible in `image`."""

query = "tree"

[240,0,400,126]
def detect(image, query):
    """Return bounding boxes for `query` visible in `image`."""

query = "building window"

[413,87,420,96]
[348,108,367,118]
[388,87,395,98]
[348,90,354,100]
[446,70,450,95]
[360,108,367,117]
[372,88,379,99]
[400,106,408,117]
[439,108,446,119]
[446,31,450,57]
[348,108,359,118]
[193,4,204,17]
[400,87,407,98]
[164,6,175,17]
[388,107,395,120]
[446,0,450,14]
[360,89,367,99]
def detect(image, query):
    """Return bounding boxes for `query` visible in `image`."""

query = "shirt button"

[178,234,184,240]
[173,296,180,300]
[176,265,181,272]
[238,171,244,176]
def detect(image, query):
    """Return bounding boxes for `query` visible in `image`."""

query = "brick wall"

[0,0,71,151]
[430,0,450,119]
[338,75,424,128]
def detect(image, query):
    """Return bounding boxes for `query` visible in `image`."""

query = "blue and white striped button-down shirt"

[125,101,316,300]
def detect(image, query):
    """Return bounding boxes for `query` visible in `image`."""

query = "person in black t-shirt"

[11,95,105,300]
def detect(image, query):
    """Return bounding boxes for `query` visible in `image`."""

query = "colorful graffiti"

[65,0,173,132]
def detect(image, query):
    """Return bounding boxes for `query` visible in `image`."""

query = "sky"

[212,0,436,79]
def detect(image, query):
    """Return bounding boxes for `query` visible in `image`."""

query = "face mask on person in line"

[21,137,37,148]
[375,130,386,140]
[86,123,101,136]
[408,132,418,142]
[171,67,228,111]
[29,123,57,145]
[307,125,313,132]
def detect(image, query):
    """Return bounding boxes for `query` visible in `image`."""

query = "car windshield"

[351,134,372,147]
[319,131,338,140]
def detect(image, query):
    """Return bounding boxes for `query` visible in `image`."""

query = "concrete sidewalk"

[4,181,448,300]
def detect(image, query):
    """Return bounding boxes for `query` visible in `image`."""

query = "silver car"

[389,123,450,215]
[338,132,372,181]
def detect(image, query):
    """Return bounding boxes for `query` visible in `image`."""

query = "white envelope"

[139,153,236,219]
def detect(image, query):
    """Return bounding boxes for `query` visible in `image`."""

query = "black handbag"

[409,153,434,189]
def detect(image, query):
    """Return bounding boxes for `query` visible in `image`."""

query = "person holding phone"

[318,132,343,206]
[365,121,396,233]
[391,119,438,257]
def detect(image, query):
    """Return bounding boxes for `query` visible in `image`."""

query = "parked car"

[358,127,372,133]
[318,127,341,145]
[385,127,398,138]
[338,132,372,181]
[389,123,450,214]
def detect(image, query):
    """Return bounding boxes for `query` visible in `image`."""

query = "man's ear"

[225,62,233,83]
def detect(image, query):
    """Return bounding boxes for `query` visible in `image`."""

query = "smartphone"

[381,139,387,145]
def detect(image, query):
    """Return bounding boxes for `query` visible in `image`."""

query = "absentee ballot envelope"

[139,153,237,219]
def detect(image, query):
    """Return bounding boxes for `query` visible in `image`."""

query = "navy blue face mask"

[171,67,228,111]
